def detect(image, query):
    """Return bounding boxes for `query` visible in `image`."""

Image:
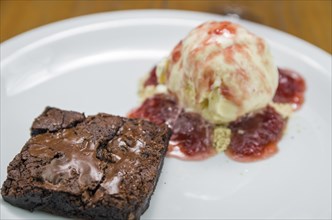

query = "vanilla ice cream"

[152,21,279,124]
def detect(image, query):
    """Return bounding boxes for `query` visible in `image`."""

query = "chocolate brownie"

[1,107,172,220]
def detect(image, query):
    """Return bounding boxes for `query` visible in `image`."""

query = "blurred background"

[1,0,331,53]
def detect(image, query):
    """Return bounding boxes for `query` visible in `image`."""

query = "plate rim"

[0,9,331,219]
[1,9,331,72]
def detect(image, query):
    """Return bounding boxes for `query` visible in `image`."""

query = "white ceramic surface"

[1,10,331,220]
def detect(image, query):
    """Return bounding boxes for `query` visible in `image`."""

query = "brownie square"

[1,107,171,220]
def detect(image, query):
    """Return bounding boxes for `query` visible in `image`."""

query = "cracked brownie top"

[1,107,171,220]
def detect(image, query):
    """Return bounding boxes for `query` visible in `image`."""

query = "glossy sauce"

[208,21,237,35]
[128,94,216,160]
[225,68,306,162]
[225,106,286,162]
[130,68,306,162]
[143,66,158,87]
[273,68,306,110]
[169,112,216,160]
[171,41,183,63]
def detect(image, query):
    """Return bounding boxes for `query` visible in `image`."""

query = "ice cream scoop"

[157,21,279,124]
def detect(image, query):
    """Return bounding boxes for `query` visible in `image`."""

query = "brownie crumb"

[31,107,85,135]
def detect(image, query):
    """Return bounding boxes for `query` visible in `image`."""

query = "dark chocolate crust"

[30,107,86,136]
[1,107,171,220]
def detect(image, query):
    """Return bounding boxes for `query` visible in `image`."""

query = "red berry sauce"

[169,112,215,160]
[133,67,306,162]
[273,68,306,110]
[171,41,183,63]
[225,106,286,162]
[128,94,216,160]
[143,66,158,87]
[128,94,181,126]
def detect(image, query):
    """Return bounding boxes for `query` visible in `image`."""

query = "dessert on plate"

[1,19,307,220]
[1,107,172,220]
[129,21,306,161]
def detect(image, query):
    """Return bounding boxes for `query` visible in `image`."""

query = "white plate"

[1,10,331,220]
